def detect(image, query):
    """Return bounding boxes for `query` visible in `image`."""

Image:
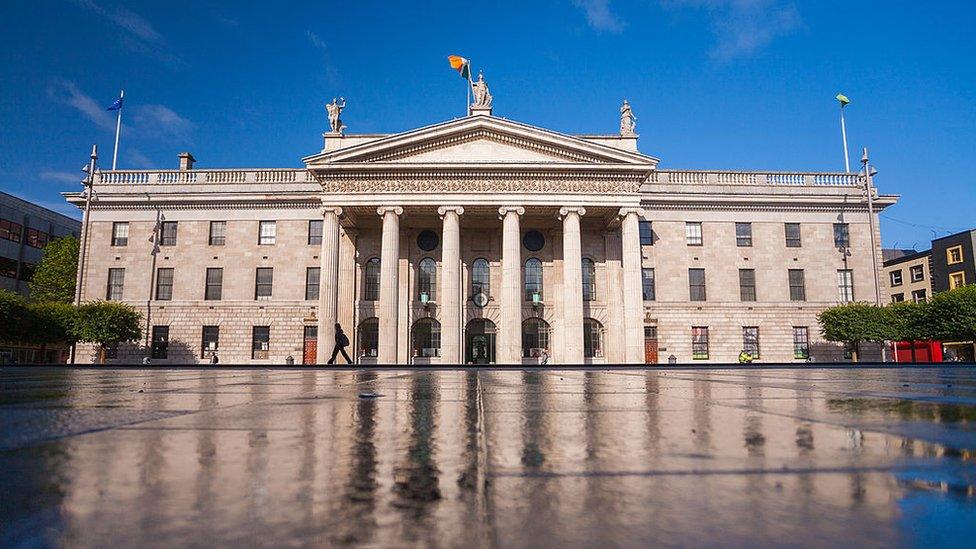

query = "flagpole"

[466,64,472,116]
[839,100,850,173]
[112,89,124,170]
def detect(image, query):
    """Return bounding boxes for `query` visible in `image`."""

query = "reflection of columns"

[317,207,342,363]
[619,208,645,363]
[560,207,586,363]
[377,206,403,364]
[438,206,464,364]
[499,206,525,364]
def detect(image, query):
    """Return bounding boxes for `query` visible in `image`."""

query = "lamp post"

[861,147,881,307]
[71,145,97,364]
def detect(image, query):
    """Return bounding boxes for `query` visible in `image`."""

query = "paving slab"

[1,366,974,547]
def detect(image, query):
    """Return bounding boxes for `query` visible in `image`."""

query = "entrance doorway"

[644,326,658,364]
[465,319,496,364]
[303,326,318,365]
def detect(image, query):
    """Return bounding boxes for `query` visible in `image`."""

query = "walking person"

[210,352,219,365]
[327,323,353,365]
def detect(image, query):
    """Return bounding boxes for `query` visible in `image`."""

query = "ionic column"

[438,206,464,364]
[498,206,525,364]
[619,208,645,363]
[317,207,342,363]
[377,206,403,364]
[560,207,586,364]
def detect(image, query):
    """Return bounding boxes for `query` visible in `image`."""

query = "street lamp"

[860,147,881,307]
[71,145,97,364]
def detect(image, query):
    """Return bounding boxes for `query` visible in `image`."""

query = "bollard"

[285,355,295,365]
[668,354,677,365]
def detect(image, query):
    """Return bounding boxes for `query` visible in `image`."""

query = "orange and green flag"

[448,55,470,80]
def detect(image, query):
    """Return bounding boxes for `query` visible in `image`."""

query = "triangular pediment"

[303,115,658,167]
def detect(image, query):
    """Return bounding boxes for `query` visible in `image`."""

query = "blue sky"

[1,0,973,249]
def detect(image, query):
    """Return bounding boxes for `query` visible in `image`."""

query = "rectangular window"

[106,268,124,300]
[0,219,23,242]
[160,221,178,246]
[833,223,850,248]
[18,262,34,281]
[788,269,806,301]
[305,267,320,300]
[155,268,174,300]
[793,327,810,359]
[25,228,50,248]
[889,270,903,286]
[735,222,752,247]
[112,222,129,246]
[0,257,18,278]
[912,289,927,303]
[201,326,219,358]
[642,268,656,301]
[252,326,270,359]
[947,245,964,265]
[151,326,169,359]
[891,293,905,303]
[739,269,756,301]
[258,221,276,245]
[205,268,223,300]
[639,220,653,246]
[308,220,323,245]
[950,271,966,289]
[209,221,226,246]
[685,222,703,246]
[837,269,854,302]
[689,268,706,301]
[742,327,759,359]
[910,265,924,282]
[255,267,273,300]
[785,223,801,248]
[692,327,709,360]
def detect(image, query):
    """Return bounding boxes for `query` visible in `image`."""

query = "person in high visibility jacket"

[738,350,753,364]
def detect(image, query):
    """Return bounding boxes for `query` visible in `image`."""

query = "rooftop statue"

[620,99,637,136]
[471,72,492,108]
[326,97,346,134]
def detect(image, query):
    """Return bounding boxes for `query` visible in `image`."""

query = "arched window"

[412,318,441,358]
[582,258,596,301]
[418,258,436,302]
[364,258,380,301]
[358,318,378,358]
[524,258,543,301]
[471,258,490,297]
[522,318,551,358]
[584,318,603,358]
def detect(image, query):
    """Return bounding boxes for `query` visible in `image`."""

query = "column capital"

[376,206,404,217]
[618,207,643,218]
[320,206,343,218]
[498,206,525,220]
[437,206,465,218]
[558,206,586,219]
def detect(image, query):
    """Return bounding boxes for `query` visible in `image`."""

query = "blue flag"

[107,97,123,111]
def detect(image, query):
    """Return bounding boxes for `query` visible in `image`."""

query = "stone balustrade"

[95,168,862,188]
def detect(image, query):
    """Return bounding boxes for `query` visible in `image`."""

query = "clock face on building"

[472,292,489,308]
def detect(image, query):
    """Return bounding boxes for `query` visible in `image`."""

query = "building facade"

[883,250,932,304]
[1,191,80,296]
[67,93,897,364]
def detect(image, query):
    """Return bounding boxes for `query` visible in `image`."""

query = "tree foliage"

[818,302,894,361]
[72,301,142,346]
[29,235,79,303]
[925,285,976,342]
[0,289,31,342]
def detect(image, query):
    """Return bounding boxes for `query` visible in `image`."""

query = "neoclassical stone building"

[68,94,896,364]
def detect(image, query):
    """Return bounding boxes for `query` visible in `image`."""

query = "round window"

[523,230,545,252]
[417,230,439,251]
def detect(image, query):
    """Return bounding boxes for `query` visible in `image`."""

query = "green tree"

[926,285,976,343]
[72,301,142,363]
[818,302,895,362]
[889,300,932,342]
[0,289,30,342]
[29,235,79,303]
[27,301,77,345]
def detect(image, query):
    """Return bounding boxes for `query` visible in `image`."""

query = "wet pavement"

[2,366,975,547]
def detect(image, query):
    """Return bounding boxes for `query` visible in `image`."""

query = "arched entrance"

[465,319,496,365]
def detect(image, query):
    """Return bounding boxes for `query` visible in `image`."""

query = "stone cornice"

[319,175,643,194]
